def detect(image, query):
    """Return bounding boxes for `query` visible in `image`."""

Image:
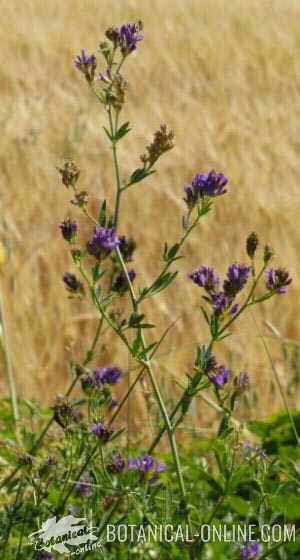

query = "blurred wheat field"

[1,0,300,428]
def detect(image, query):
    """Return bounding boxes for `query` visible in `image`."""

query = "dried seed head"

[58,161,80,188]
[140,124,175,167]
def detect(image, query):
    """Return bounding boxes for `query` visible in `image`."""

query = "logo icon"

[28,515,99,554]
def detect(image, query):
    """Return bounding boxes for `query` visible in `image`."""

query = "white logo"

[28,515,101,554]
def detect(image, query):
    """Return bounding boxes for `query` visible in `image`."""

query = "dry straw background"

[1,0,300,429]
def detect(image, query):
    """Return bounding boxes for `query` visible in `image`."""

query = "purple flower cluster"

[265,267,292,294]
[81,366,123,392]
[207,365,230,389]
[189,263,250,316]
[128,454,166,483]
[35,553,55,560]
[118,235,136,262]
[240,440,266,461]
[239,542,261,559]
[106,452,166,483]
[53,395,83,428]
[189,265,220,292]
[75,471,93,498]
[87,227,120,259]
[107,452,126,474]
[223,263,250,299]
[106,22,143,55]
[59,218,77,242]
[91,421,114,443]
[112,269,136,294]
[63,273,84,295]
[74,49,97,81]
[184,170,228,208]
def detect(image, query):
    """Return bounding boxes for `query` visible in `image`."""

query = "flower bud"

[264,244,274,264]
[246,232,258,259]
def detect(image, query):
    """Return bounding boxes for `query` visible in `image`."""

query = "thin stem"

[109,317,179,425]
[0,287,19,425]
[106,102,188,507]
[55,443,98,515]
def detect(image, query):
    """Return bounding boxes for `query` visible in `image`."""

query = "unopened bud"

[246,232,259,259]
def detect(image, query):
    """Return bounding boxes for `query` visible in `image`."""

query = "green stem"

[106,103,188,509]
[0,288,19,425]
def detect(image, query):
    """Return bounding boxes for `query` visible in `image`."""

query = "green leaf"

[98,200,107,226]
[270,495,300,519]
[147,271,178,296]
[227,496,252,517]
[128,167,155,186]
[115,121,131,142]
[198,468,224,495]
[166,243,180,262]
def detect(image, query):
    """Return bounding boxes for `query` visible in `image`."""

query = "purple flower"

[240,440,266,461]
[75,471,93,498]
[63,273,84,295]
[91,421,114,443]
[239,542,261,559]
[184,170,228,208]
[265,268,292,294]
[59,218,77,242]
[107,452,126,474]
[81,367,123,392]
[35,553,55,560]
[74,49,97,81]
[210,291,229,316]
[87,226,120,259]
[189,265,219,293]
[223,263,250,298]
[128,454,166,483]
[208,365,230,388]
[112,269,136,294]
[95,366,123,385]
[118,22,144,55]
[254,446,267,461]
[118,236,136,262]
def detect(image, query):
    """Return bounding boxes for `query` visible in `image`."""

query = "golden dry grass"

[1,0,300,428]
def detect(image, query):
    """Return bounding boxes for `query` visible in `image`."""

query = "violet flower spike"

[239,542,261,559]
[90,421,114,443]
[118,22,144,55]
[189,265,219,293]
[74,49,97,81]
[86,226,120,259]
[223,263,250,298]
[184,169,228,208]
[107,452,126,474]
[63,273,84,295]
[265,267,292,294]
[207,365,230,388]
[59,218,77,242]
